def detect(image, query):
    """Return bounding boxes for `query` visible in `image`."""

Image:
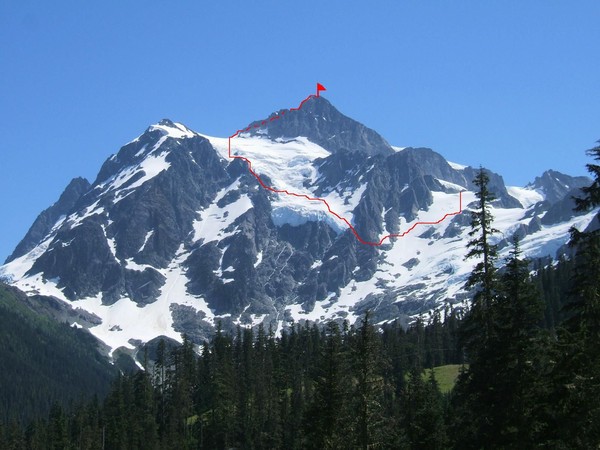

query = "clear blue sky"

[1,1,599,261]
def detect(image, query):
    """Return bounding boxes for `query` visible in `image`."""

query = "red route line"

[228,91,464,247]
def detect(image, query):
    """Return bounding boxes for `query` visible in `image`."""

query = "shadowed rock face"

[541,189,587,226]
[6,177,91,263]
[528,170,590,204]
[25,130,231,305]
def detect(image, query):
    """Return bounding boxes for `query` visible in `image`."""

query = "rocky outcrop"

[247,96,393,156]
[6,177,90,263]
[528,170,590,204]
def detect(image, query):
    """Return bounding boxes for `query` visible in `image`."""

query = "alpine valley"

[1,95,594,358]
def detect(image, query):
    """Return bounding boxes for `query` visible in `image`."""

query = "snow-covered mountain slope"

[1,97,594,355]
[202,133,363,233]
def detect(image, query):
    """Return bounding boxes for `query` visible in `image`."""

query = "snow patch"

[437,179,464,192]
[192,180,253,244]
[506,186,545,208]
[116,151,171,195]
[124,258,154,272]
[67,200,104,229]
[101,225,118,261]
[134,144,149,158]
[139,230,154,252]
[254,251,263,268]
[448,161,467,170]
[148,122,197,139]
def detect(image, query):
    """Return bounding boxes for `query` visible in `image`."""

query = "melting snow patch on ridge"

[271,205,342,231]
[506,186,545,208]
[0,236,55,282]
[148,122,197,139]
[67,200,104,229]
[200,134,330,188]
[23,244,217,355]
[192,180,253,244]
[230,135,329,188]
[448,161,467,170]
[199,134,370,230]
[139,230,154,252]
[104,151,171,203]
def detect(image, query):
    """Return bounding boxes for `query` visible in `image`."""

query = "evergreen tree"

[206,324,236,449]
[533,255,574,329]
[131,370,158,449]
[452,189,551,448]
[548,142,600,447]
[463,167,500,347]
[281,323,307,449]
[2,308,500,448]
[102,375,129,450]
[451,167,501,447]
[303,321,351,449]
[233,325,254,446]
[153,338,167,437]
[4,420,26,450]
[162,336,196,448]
[247,323,280,448]
[48,402,69,450]
[491,237,546,446]
[352,312,386,449]
[442,306,463,365]
[402,367,447,449]
[381,320,408,398]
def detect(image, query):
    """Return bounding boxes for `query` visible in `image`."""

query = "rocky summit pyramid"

[1,96,594,356]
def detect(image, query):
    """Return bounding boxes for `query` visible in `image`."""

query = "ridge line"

[227,91,463,246]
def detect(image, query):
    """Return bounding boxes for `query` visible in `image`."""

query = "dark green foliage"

[303,322,351,449]
[402,368,447,449]
[452,172,548,448]
[533,255,574,328]
[0,283,117,424]
[351,312,387,449]
[490,238,547,446]
[463,167,500,351]
[573,141,600,212]
[452,168,502,447]
[544,142,600,448]
[5,315,464,449]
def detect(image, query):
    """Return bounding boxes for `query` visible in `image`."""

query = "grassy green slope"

[423,364,464,393]
[0,283,117,423]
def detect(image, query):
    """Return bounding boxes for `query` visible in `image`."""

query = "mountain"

[246,96,393,156]
[527,169,590,204]
[1,96,595,356]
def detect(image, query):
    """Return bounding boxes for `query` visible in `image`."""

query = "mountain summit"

[246,96,394,156]
[527,169,590,204]
[1,97,594,356]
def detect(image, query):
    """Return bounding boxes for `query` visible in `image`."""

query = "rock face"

[247,96,393,156]
[528,170,590,204]
[6,177,90,263]
[1,96,594,353]
[25,123,230,306]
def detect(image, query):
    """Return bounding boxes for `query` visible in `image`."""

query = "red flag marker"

[316,83,326,97]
